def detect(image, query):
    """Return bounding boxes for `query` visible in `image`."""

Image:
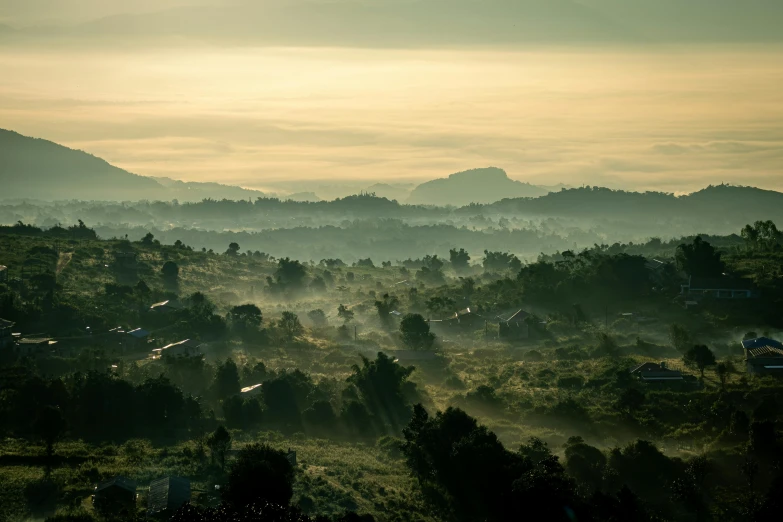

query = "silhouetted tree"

[400,313,435,350]
[222,444,295,509]
[683,345,716,378]
[206,425,232,471]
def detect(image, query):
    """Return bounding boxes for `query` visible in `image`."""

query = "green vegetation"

[1,220,783,522]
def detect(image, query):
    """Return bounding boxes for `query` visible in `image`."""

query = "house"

[152,339,201,359]
[497,309,530,340]
[147,476,190,518]
[645,259,671,286]
[16,337,58,357]
[0,265,7,282]
[680,276,756,299]
[447,307,484,328]
[630,362,684,383]
[93,476,137,513]
[0,318,14,350]
[240,383,264,397]
[149,300,182,313]
[742,337,783,375]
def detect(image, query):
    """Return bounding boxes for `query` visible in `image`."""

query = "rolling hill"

[0,129,266,202]
[406,167,550,206]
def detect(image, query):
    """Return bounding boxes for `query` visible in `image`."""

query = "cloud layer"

[1,45,782,193]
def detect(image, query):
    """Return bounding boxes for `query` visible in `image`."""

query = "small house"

[630,362,684,383]
[0,265,7,282]
[0,318,14,350]
[447,307,484,328]
[149,300,182,313]
[147,476,190,518]
[240,383,264,397]
[680,276,756,299]
[152,339,201,359]
[742,337,783,375]
[16,337,57,357]
[497,309,530,340]
[93,476,137,513]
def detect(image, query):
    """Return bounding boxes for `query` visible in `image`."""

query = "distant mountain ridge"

[406,167,550,206]
[0,129,266,202]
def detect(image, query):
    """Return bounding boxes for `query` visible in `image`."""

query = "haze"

[1,0,782,192]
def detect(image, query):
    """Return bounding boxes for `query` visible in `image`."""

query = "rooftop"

[748,346,783,358]
[687,276,753,291]
[148,476,190,516]
[0,318,14,329]
[741,337,783,350]
[96,476,136,493]
[498,309,530,323]
[241,383,263,394]
[128,328,150,339]
[17,338,56,345]
[155,339,200,352]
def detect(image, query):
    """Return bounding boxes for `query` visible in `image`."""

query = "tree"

[141,232,155,245]
[222,443,295,509]
[307,309,327,327]
[483,250,521,272]
[226,242,241,256]
[161,260,179,279]
[449,248,471,272]
[337,304,354,324]
[669,324,691,353]
[229,304,263,338]
[683,345,717,378]
[34,405,66,461]
[206,425,232,471]
[277,312,304,342]
[275,258,307,288]
[214,359,241,399]
[616,388,645,414]
[400,313,435,350]
[675,236,724,277]
[348,353,417,433]
[374,294,400,326]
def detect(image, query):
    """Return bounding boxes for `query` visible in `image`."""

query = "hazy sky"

[1,1,782,193]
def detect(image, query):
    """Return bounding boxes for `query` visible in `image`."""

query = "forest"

[1,216,783,522]
[0,214,783,521]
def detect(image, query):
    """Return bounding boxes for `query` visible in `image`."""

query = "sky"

[1,1,782,193]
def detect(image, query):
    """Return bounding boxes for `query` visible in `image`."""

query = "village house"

[147,476,190,519]
[240,383,263,397]
[680,275,756,299]
[629,362,684,383]
[497,309,530,340]
[0,265,8,283]
[93,476,137,513]
[149,300,183,313]
[152,339,201,359]
[742,337,783,375]
[16,337,58,357]
[0,318,14,350]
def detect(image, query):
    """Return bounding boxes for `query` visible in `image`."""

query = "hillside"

[484,184,783,225]
[406,167,549,206]
[0,129,266,202]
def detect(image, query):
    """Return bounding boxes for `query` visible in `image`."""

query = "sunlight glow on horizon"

[1,45,782,193]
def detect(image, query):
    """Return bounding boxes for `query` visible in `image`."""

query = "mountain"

[483,184,783,225]
[406,167,549,206]
[0,129,265,202]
